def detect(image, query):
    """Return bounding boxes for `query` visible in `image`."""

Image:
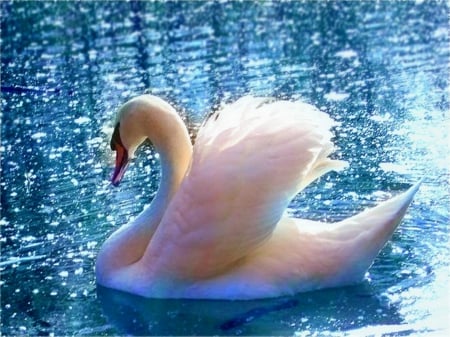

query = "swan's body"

[96,94,421,300]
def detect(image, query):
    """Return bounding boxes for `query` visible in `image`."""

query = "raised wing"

[143,97,347,280]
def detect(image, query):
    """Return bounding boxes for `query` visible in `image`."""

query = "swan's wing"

[143,97,347,280]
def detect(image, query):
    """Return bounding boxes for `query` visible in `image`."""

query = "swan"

[96,94,421,300]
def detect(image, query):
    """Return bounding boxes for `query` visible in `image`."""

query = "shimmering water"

[1,1,449,336]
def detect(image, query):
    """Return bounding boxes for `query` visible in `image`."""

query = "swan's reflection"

[97,283,403,336]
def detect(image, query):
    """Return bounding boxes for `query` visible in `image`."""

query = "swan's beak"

[110,123,129,186]
[111,144,129,186]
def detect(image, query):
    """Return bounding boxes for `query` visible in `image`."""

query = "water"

[1,1,449,335]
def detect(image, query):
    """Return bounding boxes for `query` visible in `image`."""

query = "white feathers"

[148,96,348,280]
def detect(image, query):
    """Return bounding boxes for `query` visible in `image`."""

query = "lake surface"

[1,1,449,336]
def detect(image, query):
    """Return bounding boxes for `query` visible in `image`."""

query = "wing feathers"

[145,97,346,279]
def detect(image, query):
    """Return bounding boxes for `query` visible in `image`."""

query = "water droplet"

[74,116,91,125]
[31,132,47,140]
[86,241,97,249]
[335,49,358,58]
[324,91,350,102]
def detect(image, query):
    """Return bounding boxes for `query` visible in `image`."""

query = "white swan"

[96,94,421,300]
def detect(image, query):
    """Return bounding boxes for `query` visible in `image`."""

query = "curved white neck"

[132,106,193,229]
[132,149,188,230]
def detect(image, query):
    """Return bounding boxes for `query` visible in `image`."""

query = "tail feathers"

[329,179,423,283]
[338,178,422,237]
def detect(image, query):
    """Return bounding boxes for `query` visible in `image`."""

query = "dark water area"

[1,1,449,336]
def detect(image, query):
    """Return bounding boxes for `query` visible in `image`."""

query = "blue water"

[1,1,449,336]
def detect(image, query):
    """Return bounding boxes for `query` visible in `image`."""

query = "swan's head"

[109,94,191,186]
[109,96,157,186]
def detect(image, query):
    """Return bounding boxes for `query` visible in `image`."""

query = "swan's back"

[142,96,347,280]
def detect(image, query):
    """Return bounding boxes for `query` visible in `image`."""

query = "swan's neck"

[133,150,188,228]
[133,107,193,228]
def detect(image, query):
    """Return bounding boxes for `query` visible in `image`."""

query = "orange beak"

[110,123,129,186]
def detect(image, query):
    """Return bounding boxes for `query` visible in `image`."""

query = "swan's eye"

[110,123,123,151]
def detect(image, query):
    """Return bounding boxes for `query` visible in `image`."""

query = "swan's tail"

[328,179,423,284]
